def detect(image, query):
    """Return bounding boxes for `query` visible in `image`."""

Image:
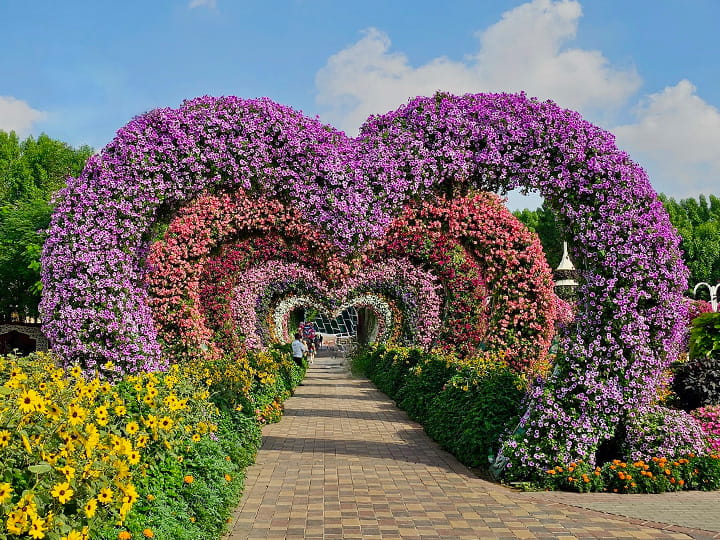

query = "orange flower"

[183,475,194,484]
[143,529,154,538]
[118,532,131,540]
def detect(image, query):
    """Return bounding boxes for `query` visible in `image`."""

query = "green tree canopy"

[0,131,93,320]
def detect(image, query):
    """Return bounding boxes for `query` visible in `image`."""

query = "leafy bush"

[670,310,720,409]
[357,345,525,470]
[424,356,526,467]
[672,356,720,410]
[689,312,720,360]
[395,353,456,424]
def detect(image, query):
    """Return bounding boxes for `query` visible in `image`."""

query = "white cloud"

[188,0,216,9]
[613,80,720,199]
[0,96,45,137]
[315,0,641,134]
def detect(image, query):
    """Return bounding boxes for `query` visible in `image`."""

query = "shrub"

[0,350,301,539]
[0,352,219,538]
[689,311,720,360]
[424,355,526,467]
[358,345,526,470]
[672,356,720,410]
[395,353,456,423]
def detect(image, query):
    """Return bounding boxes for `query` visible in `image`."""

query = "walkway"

[225,356,720,539]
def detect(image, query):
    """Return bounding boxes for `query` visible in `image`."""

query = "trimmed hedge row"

[356,344,525,468]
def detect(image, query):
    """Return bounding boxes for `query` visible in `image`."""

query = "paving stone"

[225,356,720,539]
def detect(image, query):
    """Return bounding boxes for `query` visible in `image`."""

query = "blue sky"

[1,0,719,208]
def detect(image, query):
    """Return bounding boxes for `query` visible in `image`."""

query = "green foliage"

[514,194,720,287]
[672,312,720,409]
[356,345,525,471]
[395,354,456,423]
[513,203,563,269]
[0,131,93,318]
[689,312,720,360]
[424,363,525,467]
[659,194,720,286]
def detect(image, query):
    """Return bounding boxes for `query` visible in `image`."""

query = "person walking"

[291,332,307,367]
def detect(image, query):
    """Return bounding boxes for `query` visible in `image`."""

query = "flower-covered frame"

[41,92,688,472]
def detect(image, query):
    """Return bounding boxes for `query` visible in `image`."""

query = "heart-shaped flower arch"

[41,92,688,473]
[270,293,396,344]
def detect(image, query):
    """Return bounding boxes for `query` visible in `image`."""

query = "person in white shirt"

[291,332,307,367]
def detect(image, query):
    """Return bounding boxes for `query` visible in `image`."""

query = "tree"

[0,131,93,320]
[658,194,720,288]
[513,204,563,269]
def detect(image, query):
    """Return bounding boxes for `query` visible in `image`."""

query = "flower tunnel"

[41,92,689,475]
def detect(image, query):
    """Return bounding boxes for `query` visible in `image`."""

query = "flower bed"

[0,351,304,539]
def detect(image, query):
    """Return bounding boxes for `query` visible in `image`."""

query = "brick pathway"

[225,356,720,539]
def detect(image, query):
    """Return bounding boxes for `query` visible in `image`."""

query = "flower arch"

[41,92,687,473]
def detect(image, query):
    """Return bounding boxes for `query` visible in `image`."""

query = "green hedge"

[354,345,525,470]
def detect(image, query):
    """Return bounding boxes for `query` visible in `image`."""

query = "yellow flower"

[121,483,139,504]
[136,434,149,448]
[115,404,127,416]
[6,510,28,534]
[127,450,141,465]
[58,465,76,480]
[158,416,174,431]
[61,531,85,540]
[111,434,132,456]
[144,415,158,430]
[126,421,140,435]
[83,498,98,518]
[97,487,114,504]
[69,365,83,377]
[119,501,132,519]
[28,516,47,539]
[50,482,74,504]
[68,404,87,426]
[18,389,44,413]
[22,434,34,454]
[95,405,109,426]
[46,404,62,420]
[0,430,11,448]
[191,433,201,443]
[0,482,13,503]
